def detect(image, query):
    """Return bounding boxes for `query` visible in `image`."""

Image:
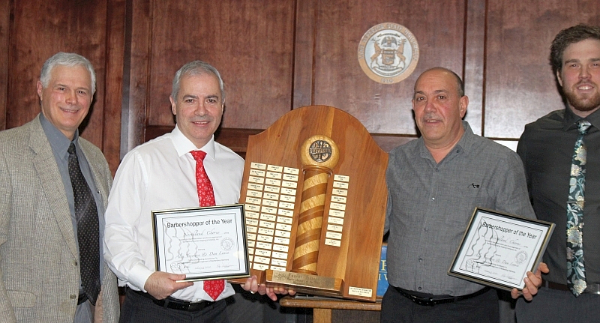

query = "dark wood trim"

[121,0,153,155]
[463,0,486,136]
[214,128,264,155]
[144,126,263,159]
[0,0,9,130]
[145,125,409,156]
[104,0,127,173]
[371,134,416,153]
[293,0,317,109]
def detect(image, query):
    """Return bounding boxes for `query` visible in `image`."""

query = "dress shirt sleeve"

[495,151,536,219]
[103,151,154,291]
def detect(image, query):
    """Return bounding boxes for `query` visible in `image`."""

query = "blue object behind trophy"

[377,244,388,298]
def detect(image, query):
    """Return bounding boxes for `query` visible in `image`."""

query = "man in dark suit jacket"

[0,52,119,322]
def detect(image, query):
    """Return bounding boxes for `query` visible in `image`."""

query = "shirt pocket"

[443,186,492,227]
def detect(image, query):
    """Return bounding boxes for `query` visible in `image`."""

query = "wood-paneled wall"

[1,0,599,174]
[0,0,125,173]
[485,0,600,139]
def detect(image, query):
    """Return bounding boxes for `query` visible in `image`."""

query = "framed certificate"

[448,207,555,290]
[152,204,250,281]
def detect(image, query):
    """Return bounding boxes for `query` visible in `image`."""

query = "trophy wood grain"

[280,296,382,311]
[240,105,388,301]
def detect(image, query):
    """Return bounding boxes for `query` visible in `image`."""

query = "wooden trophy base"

[265,270,344,298]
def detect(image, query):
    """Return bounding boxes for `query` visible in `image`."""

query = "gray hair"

[171,60,225,102]
[39,52,96,94]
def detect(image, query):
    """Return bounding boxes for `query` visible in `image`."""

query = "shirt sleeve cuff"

[129,263,154,292]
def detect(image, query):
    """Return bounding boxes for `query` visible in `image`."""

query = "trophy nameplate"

[231,105,388,302]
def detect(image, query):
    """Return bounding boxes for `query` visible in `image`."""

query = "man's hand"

[241,276,296,301]
[144,271,193,300]
[511,262,549,301]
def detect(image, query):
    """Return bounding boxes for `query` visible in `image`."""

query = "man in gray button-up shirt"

[381,67,546,323]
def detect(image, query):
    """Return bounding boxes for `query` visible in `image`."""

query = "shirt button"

[70,294,77,300]
[418,287,422,291]
[73,260,78,266]
[424,228,428,232]
[419,258,423,262]
[431,197,435,201]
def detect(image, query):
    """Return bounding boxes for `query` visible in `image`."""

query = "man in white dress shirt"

[104,60,291,322]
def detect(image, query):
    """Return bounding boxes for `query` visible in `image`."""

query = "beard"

[564,85,600,113]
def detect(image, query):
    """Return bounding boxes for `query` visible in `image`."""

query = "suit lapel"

[29,117,78,258]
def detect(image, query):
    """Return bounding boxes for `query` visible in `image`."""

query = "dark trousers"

[120,288,229,323]
[516,287,599,323]
[380,286,499,323]
[225,284,293,323]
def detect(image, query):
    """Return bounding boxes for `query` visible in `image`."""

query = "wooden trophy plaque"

[235,105,387,302]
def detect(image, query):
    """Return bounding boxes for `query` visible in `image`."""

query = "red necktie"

[191,150,224,300]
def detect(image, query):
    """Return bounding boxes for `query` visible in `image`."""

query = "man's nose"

[65,90,78,105]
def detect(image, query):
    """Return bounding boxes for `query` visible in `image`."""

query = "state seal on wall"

[358,23,419,84]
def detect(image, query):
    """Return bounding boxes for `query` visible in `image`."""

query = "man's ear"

[36,80,44,100]
[459,95,469,118]
[556,70,564,87]
[170,96,177,115]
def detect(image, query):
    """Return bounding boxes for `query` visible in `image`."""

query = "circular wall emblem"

[358,23,419,84]
[308,140,332,163]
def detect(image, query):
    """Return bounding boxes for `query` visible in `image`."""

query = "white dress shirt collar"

[171,125,216,161]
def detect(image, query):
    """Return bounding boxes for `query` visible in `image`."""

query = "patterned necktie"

[191,150,224,300]
[566,120,591,296]
[68,143,101,305]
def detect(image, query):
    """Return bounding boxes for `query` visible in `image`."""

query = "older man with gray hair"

[0,52,119,322]
[104,60,293,323]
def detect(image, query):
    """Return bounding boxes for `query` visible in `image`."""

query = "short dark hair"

[550,24,600,75]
